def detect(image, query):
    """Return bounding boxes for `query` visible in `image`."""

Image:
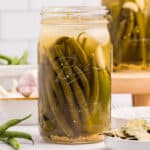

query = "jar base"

[40,131,104,144]
[114,63,150,72]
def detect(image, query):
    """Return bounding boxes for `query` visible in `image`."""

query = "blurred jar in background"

[38,6,112,144]
[102,0,150,71]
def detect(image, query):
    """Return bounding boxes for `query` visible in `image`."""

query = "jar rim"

[41,6,109,17]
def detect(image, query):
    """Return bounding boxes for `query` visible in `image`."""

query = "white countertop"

[0,126,106,150]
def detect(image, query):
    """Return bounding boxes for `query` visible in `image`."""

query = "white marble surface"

[0,94,132,125]
[0,126,107,150]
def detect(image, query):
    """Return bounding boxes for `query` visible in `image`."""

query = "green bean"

[0,114,31,135]
[0,54,12,65]
[70,79,91,132]
[17,50,28,65]
[0,138,20,150]
[11,56,19,65]
[77,32,86,42]
[0,131,34,144]
[77,33,88,50]
[135,11,146,64]
[43,59,68,135]
[76,32,99,55]
[39,62,50,120]
[69,35,92,81]
[81,38,87,50]
[76,32,87,49]
[55,45,91,131]
[44,58,65,109]
[102,42,112,72]
[45,74,74,137]
[40,33,111,137]
[98,69,111,109]
[107,0,150,70]
[109,3,122,40]
[55,36,70,56]
[0,51,28,65]
[46,54,81,133]
[139,39,146,64]
[135,11,145,32]
[114,19,126,63]
[39,61,62,135]
[128,26,139,61]
[116,19,126,43]
[90,54,99,113]
[44,52,76,136]
[55,36,70,45]
[74,66,90,99]
[66,38,88,65]
[121,10,134,61]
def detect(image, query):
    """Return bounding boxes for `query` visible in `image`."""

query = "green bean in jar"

[38,7,112,144]
[103,0,150,71]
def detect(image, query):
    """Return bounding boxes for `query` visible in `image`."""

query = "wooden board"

[112,72,150,94]
[0,97,38,101]
[112,72,150,106]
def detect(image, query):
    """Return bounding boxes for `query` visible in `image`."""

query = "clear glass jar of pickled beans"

[38,7,112,144]
[103,0,150,71]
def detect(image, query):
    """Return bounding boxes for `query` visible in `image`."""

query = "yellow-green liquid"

[38,18,111,143]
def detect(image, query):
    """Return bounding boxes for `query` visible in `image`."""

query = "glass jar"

[38,7,111,144]
[102,0,150,71]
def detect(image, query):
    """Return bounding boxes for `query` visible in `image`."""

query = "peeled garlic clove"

[17,70,37,97]
[135,0,146,10]
[86,26,110,45]
[123,2,139,12]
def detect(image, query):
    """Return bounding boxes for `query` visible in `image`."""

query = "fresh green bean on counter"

[0,114,34,150]
[0,50,29,65]
[38,32,111,142]
[103,0,150,71]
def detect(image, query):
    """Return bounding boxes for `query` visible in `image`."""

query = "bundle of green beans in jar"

[38,7,111,144]
[103,0,150,71]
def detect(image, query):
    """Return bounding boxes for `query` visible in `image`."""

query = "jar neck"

[41,6,108,20]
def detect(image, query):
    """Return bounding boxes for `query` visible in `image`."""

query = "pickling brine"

[38,7,112,144]
[103,0,150,71]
